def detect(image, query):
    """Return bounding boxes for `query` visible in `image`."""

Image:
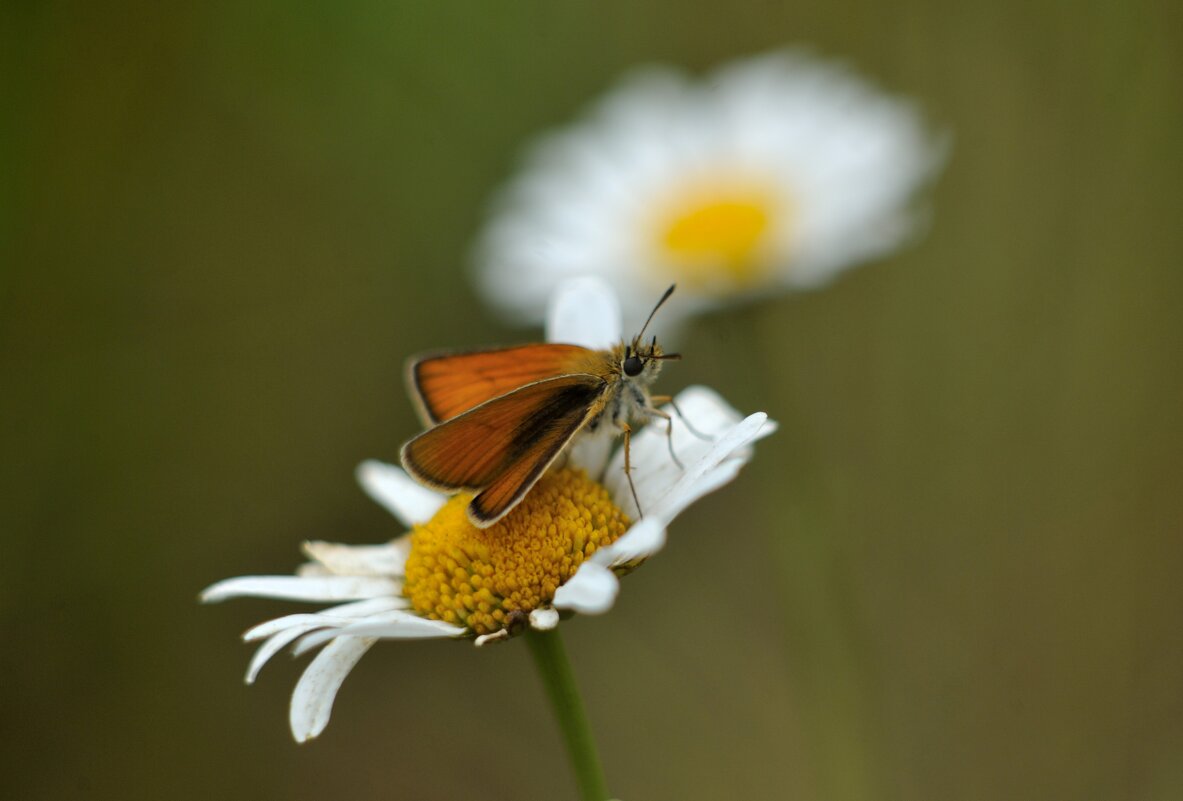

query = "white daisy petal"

[331,611,466,640]
[672,385,767,438]
[246,625,321,684]
[649,457,745,524]
[356,459,446,527]
[545,275,623,349]
[604,385,742,493]
[331,620,465,640]
[242,598,408,642]
[290,629,349,657]
[302,539,410,577]
[291,612,464,656]
[244,613,338,643]
[552,562,620,615]
[289,636,377,743]
[200,575,402,604]
[648,412,772,524]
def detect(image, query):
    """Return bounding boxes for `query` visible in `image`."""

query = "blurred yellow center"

[658,186,783,288]
[402,468,630,636]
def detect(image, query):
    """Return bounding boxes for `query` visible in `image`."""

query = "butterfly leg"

[645,405,684,470]
[667,397,709,447]
[648,395,709,442]
[621,423,644,519]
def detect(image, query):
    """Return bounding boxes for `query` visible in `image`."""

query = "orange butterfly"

[401,286,681,528]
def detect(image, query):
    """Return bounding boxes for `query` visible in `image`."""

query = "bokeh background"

[3,2,1181,800]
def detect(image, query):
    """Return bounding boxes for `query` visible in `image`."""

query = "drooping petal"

[552,562,620,615]
[289,636,377,742]
[545,275,623,349]
[356,459,446,527]
[246,625,321,684]
[200,575,402,604]
[244,614,339,643]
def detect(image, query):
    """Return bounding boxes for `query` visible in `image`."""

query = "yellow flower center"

[656,183,788,291]
[402,468,630,636]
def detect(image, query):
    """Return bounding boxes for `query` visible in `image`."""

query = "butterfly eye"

[622,355,644,377]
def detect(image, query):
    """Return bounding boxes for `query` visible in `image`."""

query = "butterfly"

[400,286,682,528]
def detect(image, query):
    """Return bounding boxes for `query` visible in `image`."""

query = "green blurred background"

[3,2,1181,800]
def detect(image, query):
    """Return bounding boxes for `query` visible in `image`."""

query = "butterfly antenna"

[634,284,676,345]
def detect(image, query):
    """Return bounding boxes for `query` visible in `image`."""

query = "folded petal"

[289,636,377,742]
[246,625,321,684]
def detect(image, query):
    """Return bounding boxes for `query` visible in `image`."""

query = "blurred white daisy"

[202,278,774,741]
[473,49,947,330]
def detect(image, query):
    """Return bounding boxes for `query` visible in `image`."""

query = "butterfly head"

[618,284,680,382]
[619,336,676,380]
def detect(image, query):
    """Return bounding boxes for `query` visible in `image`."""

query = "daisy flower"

[473,49,947,331]
[202,277,774,741]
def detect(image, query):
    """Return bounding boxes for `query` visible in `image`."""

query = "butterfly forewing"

[401,373,609,526]
[409,344,600,425]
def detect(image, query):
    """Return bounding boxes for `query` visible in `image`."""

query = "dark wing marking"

[400,374,607,527]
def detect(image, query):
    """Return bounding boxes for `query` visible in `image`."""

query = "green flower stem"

[525,628,611,801]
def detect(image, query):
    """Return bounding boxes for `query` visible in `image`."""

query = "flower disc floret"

[402,468,630,635]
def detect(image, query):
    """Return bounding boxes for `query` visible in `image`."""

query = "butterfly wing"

[408,344,599,425]
[400,373,608,527]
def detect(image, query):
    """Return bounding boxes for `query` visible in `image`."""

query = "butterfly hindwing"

[400,373,608,526]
